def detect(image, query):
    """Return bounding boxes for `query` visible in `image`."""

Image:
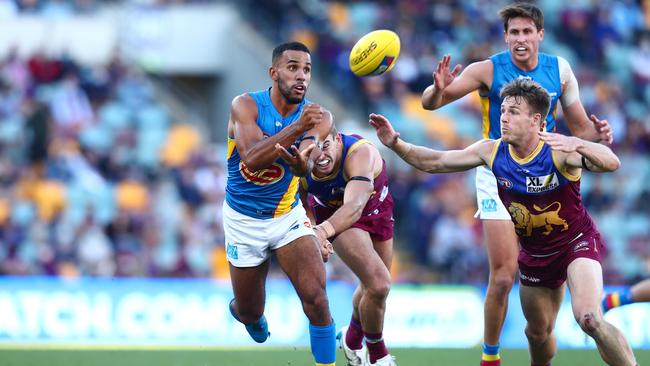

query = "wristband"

[318,220,336,238]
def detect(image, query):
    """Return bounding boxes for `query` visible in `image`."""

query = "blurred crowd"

[1,0,649,286]
[240,0,650,285]
[0,48,229,278]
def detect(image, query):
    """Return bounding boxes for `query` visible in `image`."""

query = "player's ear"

[539,117,546,131]
[538,28,544,42]
[269,66,278,81]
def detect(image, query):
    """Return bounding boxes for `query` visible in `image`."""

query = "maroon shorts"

[518,231,605,289]
[308,195,394,242]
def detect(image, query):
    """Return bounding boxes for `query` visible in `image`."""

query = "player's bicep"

[443,61,490,102]
[231,95,262,162]
[343,147,375,206]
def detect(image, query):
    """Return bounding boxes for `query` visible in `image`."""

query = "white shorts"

[474,165,510,220]
[222,201,315,267]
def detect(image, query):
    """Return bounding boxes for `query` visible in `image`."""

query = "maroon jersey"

[302,134,394,241]
[490,140,598,256]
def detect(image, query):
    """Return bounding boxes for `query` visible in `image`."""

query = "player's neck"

[269,87,299,117]
[510,136,541,160]
[512,53,539,72]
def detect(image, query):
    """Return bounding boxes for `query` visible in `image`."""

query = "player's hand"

[590,114,613,145]
[275,143,315,176]
[313,226,333,262]
[432,55,462,93]
[319,239,333,262]
[539,131,584,153]
[369,113,399,148]
[297,104,324,133]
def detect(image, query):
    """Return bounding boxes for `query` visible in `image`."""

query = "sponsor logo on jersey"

[573,240,590,252]
[526,172,559,193]
[240,162,284,185]
[482,199,498,212]
[497,177,513,190]
[519,272,541,283]
[226,242,238,260]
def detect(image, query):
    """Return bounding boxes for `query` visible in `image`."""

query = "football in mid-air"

[349,29,400,77]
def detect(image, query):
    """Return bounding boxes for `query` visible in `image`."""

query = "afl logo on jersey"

[240,162,284,185]
[497,177,513,190]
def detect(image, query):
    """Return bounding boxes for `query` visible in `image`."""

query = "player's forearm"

[243,124,305,172]
[576,139,620,172]
[570,122,600,143]
[392,138,445,172]
[326,204,364,236]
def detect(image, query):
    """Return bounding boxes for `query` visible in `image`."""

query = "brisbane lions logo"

[240,162,284,185]
[508,201,568,237]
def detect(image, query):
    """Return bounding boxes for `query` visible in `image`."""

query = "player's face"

[504,17,544,66]
[500,96,541,143]
[272,50,311,104]
[313,133,341,177]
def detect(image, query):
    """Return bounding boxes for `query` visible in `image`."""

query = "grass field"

[1,346,649,366]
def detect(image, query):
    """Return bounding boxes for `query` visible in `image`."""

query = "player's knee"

[525,324,552,346]
[489,270,515,294]
[576,311,602,336]
[300,289,331,322]
[365,277,391,302]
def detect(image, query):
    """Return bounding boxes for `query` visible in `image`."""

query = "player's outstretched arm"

[231,94,324,172]
[558,58,613,144]
[314,144,376,241]
[540,131,620,172]
[421,57,490,110]
[369,113,490,173]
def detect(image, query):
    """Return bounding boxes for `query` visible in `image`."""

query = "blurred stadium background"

[0,0,649,365]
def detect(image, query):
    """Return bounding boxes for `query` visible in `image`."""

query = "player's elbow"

[606,156,621,172]
[241,155,263,173]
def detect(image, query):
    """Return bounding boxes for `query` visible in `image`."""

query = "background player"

[371,78,637,366]
[603,278,650,312]
[420,3,613,364]
[279,114,396,366]
[224,41,336,366]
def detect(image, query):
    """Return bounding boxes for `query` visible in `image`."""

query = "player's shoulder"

[465,58,493,73]
[345,136,376,161]
[231,93,258,114]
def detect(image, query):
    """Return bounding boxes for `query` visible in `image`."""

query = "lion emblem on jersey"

[508,201,568,237]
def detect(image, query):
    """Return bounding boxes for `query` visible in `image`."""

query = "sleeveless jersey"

[225,89,310,219]
[482,51,562,139]
[490,139,596,256]
[301,134,390,216]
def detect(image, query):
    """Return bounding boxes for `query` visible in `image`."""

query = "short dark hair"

[500,78,550,120]
[499,2,544,32]
[272,42,311,65]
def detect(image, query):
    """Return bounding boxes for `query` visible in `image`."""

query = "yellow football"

[349,30,400,77]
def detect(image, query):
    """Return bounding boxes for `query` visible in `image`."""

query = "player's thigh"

[520,284,564,330]
[372,237,393,270]
[483,219,519,269]
[567,258,604,315]
[333,228,390,285]
[229,261,270,312]
[275,234,327,297]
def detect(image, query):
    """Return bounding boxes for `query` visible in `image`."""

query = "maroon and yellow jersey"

[490,139,597,256]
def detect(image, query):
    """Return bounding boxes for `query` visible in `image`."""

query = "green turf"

[0,347,648,366]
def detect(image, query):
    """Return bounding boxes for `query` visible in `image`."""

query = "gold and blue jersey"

[482,51,562,139]
[489,139,596,255]
[225,89,310,219]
